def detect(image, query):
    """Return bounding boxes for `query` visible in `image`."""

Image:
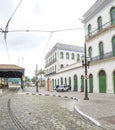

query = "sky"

[0,0,97,78]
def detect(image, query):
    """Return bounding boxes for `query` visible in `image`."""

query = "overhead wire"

[40,32,54,62]
[5,27,84,33]
[4,0,23,41]
[3,0,23,64]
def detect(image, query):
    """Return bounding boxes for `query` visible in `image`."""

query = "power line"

[3,0,23,63]
[41,32,53,62]
[4,0,23,41]
[1,27,84,33]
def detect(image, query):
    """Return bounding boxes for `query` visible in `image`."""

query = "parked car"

[56,85,71,92]
[53,85,59,90]
[56,85,65,92]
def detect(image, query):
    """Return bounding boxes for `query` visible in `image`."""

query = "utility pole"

[35,64,38,92]
[81,43,90,100]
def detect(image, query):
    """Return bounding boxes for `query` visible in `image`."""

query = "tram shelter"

[0,64,25,89]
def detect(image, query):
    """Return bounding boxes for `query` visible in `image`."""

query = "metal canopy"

[0,64,25,78]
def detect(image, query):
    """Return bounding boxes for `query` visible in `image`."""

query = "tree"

[38,69,45,87]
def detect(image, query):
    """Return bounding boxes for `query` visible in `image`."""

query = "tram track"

[0,86,27,130]
[8,98,27,130]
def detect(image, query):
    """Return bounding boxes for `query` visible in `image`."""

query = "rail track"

[0,86,27,130]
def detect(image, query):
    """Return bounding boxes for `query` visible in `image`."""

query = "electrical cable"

[6,27,84,33]
[40,32,53,62]
[3,0,23,64]
[4,0,23,41]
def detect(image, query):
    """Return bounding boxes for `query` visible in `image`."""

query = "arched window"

[112,36,115,56]
[65,77,67,85]
[88,24,92,37]
[61,77,63,85]
[77,54,80,61]
[58,79,59,85]
[60,64,64,69]
[55,53,56,60]
[99,42,104,59]
[110,7,115,25]
[71,53,75,60]
[60,52,64,59]
[66,52,69,59]
[88,47,92,61]
[55,65,56,72]
[69,77,71,86]
[97,16,102,31]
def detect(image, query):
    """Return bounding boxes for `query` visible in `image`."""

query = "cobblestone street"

[0,86,113,130]
[10,92,103,130]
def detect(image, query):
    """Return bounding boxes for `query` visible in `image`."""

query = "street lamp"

[35,64,38,92]
[81,43,90,100]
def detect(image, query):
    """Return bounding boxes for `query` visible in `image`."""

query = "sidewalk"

[19,87,115,130]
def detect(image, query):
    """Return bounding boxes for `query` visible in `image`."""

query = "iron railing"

[85,21,115,40]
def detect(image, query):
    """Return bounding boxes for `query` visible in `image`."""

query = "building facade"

[83,0,115,93]
[45,43,84,90]
[45,0,115,93]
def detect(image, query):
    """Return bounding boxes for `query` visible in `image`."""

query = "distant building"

[45,43,84,90]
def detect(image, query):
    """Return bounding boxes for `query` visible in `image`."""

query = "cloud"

[0,0,97,77]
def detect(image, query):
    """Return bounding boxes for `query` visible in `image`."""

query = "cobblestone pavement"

[0,87,20,130]
[20,87,115,130]
[1,86,115,130]
[11,93,102,130]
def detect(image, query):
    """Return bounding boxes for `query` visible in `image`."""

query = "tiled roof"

[45,43,84,59]
[0,64,24,70]
[56,43,84,52]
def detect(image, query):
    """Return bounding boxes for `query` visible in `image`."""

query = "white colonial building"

[45,43,84,91]
[45,0,115,93]
[83,0,115,93]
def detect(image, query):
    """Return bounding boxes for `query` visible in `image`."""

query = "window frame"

[97,16,102,32]
[110,7,115,25]
[99,42,104,59]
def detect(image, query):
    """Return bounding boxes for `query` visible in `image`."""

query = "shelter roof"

[0,64,25,78]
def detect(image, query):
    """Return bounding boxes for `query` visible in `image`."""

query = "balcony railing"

[85,21,115,40]
[45,71,56,77]
[91,51,115,62]
[45,59,57,68]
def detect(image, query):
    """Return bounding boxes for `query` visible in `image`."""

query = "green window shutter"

[99,42,104,59]
[112,37,115,56]
[88,24,92,37]
[111,7,115,25]
[88,47,92,61]
[98,16,102,31]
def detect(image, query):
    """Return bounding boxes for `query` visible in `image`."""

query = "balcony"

[85,21,115,41]
[91,51,115,63]
[45,59,57,68]
[45,71,56,77]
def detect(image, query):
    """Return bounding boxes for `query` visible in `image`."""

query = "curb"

[18,92,78,101]
[74,105,101,127]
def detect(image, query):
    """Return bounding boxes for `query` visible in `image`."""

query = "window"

[77,54,80,61]
[112,36,115,56]
[88,24,92,37]
[88,47,92,61]
[71,53,75,60]
[60,64,64,69]
[61,77,63,85]
[66,52,69,59]
[55,65,56,72]
[110,7,115,25]
[65,77,67,85]
[97,16,102,31]
[60,52,64,59]
[99,42,104,59]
